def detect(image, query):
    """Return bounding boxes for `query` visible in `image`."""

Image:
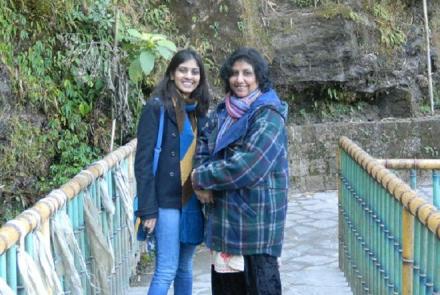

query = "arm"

[194,111,217,169]
[134,101,161,219]
[192,108,285,191]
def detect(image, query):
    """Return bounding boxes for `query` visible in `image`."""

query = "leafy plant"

[144,4,173,32]
[419,103,432,114]
[219,4,229,14]
[123,29,176,83]
[237,21,246,32]
[0,0,180,224]
[209,22,220,38]
[291,0,314,8]
[327,87,339,101]
[317,3,361,22]
[433,84,440,109]
[371,3,406,48]
[423,145,439,158]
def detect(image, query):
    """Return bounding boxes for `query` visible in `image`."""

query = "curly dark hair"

[151,48,211,115]
[220,47,272,94]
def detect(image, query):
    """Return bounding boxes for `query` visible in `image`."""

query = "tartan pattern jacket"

[192,89,289,257]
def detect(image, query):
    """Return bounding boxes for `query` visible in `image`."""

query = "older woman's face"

[229,60,258,98]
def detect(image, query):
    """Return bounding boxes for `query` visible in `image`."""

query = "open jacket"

[192,89,289,257]
[134,97,206,220]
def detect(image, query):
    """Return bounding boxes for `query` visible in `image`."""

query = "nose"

[236,73,244,82]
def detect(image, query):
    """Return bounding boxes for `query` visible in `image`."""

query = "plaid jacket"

[193,89,289,257]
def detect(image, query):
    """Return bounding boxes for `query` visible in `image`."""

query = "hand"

[191,170,197,186]
[194,189,214,204]
[143,218,156,234]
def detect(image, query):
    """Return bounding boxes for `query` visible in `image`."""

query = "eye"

[177,67,188,74]
[191,69,200,76]
[243,70,254,76]
[231,70,239,77]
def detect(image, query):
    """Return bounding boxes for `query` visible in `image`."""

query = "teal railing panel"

[339,150,403,294]
[339,137,440,295]
[433,171,440,208]
[0,140,139,294]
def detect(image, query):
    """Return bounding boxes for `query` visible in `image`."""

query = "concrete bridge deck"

[129,191,352,295]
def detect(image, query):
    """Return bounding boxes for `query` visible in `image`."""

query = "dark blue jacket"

[134,97,206,220]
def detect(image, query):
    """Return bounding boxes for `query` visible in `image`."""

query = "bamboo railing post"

[402,207,414,295]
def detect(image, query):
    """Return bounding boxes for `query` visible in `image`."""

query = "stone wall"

[288,116,440,192]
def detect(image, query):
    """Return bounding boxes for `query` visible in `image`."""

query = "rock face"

[268,11,431,117]
[168,0,439,118]
[270,14,363,85]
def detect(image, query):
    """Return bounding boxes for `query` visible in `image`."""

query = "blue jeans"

[148,208,197,295]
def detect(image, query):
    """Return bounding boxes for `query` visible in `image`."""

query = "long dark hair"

[220,47,272,94]
[151,48,210,115]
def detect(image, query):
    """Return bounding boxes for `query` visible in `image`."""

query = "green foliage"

[317,4,361,22]
[144,4,174,33]
[324,86,357,103]
[237,21,246,32]
[123,29,176,83]
[47,130,100,188]
[209,22,220,38]
[423,145,439,158]
[219,4,229,14]
[371,3,406,48]
[419,103,432,114]
[291,0,314,8]
[0,117,56,223]
[434,85,440,110]
[0,118,55,180]
[0,0,178,221]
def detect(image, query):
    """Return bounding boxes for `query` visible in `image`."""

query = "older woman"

[192,47,289,295]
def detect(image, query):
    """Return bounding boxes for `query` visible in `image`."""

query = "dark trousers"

[211,254,281,295]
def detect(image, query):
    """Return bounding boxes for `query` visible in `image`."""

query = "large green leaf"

[157,39,177,52]
[127,29,142,39]
[139,51,155,75]
[128,59,143,82]
[150,34,167,42]
[156,45,174,60]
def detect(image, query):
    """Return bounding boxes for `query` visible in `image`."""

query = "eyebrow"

[178,66,200,70]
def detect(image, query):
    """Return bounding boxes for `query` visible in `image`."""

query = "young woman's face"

[228,60,258,98]
[172,59,201,98]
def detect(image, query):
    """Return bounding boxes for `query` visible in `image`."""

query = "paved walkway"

[128,191,352,294]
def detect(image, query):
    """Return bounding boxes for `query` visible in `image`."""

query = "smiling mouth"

[181,81,194,87]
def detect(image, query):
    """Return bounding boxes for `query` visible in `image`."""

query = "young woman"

[192,47,289,295]
[134,48,211,295]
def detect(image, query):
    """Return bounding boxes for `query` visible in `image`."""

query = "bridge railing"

[0,139,139,294]
[338,136,440,295]
[376,159,440,208]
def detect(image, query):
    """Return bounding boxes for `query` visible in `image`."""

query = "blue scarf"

[178,102,197,205]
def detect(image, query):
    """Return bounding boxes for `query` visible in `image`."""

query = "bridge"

[0,137,439,294]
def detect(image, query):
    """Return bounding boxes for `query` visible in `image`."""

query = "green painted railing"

[376,160,440,208]
[338,137,440,295]
[0,139,139,294]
